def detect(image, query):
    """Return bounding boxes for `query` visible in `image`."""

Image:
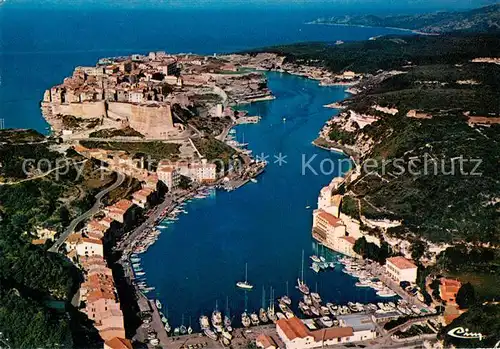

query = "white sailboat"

[236,263,253,289]
[297,250,310,294]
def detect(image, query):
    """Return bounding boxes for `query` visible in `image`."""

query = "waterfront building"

[385,256,418,283]
[104,199,135,224]
[76,237,104,257]
[371,311,402,323]
[337,314,378,341]
[157,164,180,190]
[439,278,462,306]
[132,188,154,208]
[312,209,360,257]
[256,334,279,349]
[337,236,358,258]
[276,317,360,349]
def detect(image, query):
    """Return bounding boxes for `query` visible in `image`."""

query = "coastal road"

[49,171,126,252]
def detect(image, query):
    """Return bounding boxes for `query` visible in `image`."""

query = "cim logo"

[447,327,484,341]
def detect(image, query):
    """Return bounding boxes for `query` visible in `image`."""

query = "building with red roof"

[385,256,418,283]
[276,317,362,349]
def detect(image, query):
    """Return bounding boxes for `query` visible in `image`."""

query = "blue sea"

[0,1,464,329]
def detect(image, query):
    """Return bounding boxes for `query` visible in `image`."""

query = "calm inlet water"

[141,72,390,328]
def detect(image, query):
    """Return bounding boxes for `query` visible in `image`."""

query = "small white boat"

[320,316,333,327]
[155,299,162,309]
[310,255,321,263]
[250,178,258,183]
[311,262,321,273]
[204,328,218,340]
[241,312,251,328]
[236,263,253,289]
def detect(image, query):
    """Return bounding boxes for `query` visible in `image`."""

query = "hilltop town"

[41,51,274,140]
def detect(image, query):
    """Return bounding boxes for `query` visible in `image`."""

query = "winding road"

[49,171,126,252]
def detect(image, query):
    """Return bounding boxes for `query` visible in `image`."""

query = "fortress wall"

[49,101,106,119]
[108,102,174,138]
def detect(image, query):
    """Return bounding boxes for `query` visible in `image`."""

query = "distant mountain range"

[308,3,500,34]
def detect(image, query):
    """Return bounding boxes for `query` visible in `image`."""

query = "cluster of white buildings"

[312,177,358,258]
[157,159,217,190]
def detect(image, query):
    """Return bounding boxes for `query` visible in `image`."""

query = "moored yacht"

[259,308,269,323]
[204,328,218,341]
[250,312,260,326]
[319,316,333,327]
[236,263,253,290]
[241,312,251,327]
[199,315,210,330]
[311,262,320,273]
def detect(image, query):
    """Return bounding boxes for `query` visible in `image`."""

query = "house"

[256,334,278,349]
[385,256,418,283]
[105,199,135,224]
[104,337,133,349]
[312,209,347,254]
[86,220,109,240]
[76,238,104,257]
[157,165,180,190]
[276,317,358,349]
[337,236,359,258]
[132,188,154,208]
[439,278,462,306]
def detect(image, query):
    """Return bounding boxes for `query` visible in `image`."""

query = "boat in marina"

[174,327,180,336]
[310,255,321,263]
[297,251,310,294]
[311,292,322,303]
[250,312,260,326]
[236,263,253,290]
[280,295,292,305]
[310,306,320,317]
[222,330,232,341]
[204,328,218,341]
[165,322,171,333]
[311,262,320,273]
[199,315,210,330]
[224,297,233,331]
[155,299,162,310]
[320,316,333,327]
[259,308,268,323]
[319,256,326,263]
[267,287,278,323]
[329,262,335,268]
[241,312,251,327]
[212,301,223,332]
[377,289,397,297]
[136,271,145,276]
[250,178,258,183]
[320,306,330,316]
[188,326,193,335]
[276,312,286,319]
[303,294,312,305]
[326,303,337,314]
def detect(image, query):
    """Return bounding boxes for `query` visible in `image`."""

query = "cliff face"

[41,100,175,138]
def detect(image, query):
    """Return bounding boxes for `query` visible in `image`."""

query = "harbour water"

[141,71,393,328]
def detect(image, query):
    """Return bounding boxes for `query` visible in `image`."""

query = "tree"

[411,240,426,262]
[456,282,476,309]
